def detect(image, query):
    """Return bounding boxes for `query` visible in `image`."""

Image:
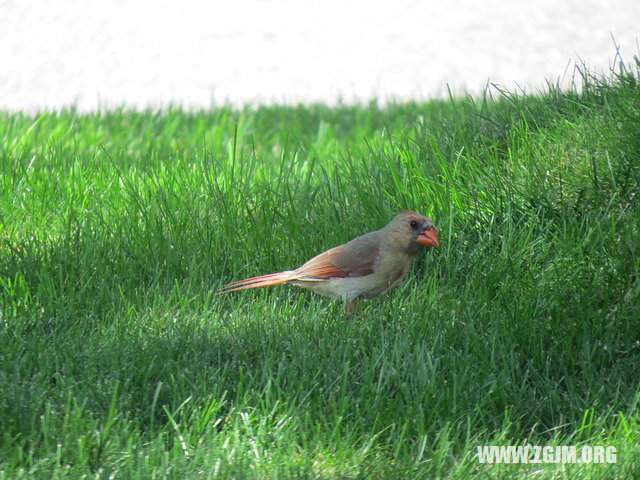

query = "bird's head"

[390,210,439,254]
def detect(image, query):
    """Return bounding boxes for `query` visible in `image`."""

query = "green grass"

[1,59,640,479]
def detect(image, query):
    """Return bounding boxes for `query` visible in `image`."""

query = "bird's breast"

[387,262,411,289]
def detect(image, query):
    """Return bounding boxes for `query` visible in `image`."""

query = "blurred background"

[1,0,638,112]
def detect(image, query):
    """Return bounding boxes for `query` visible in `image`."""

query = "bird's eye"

[409,220,419,229]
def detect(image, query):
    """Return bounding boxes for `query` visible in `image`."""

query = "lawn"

[1,60,639,478]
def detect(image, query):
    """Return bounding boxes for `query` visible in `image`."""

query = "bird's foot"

[344,298,362,316]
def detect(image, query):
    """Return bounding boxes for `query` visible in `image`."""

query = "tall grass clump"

[1,58,639,478]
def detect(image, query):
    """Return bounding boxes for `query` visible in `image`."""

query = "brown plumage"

[222,210,439,313]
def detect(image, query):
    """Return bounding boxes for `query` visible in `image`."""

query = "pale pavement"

[0,0,638,112]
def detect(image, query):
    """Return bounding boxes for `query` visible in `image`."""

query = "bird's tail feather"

[221,271,293,293]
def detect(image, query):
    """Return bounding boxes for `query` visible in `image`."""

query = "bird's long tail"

[221,271,294,293]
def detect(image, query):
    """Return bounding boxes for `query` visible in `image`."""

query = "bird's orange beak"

[417,228,439,247]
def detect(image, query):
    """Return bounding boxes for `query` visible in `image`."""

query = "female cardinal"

[222,210,439,313]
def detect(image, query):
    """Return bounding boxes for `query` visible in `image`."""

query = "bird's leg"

[344,297,360,316]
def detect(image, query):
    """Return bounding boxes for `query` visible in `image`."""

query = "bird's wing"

[294,234,380,279]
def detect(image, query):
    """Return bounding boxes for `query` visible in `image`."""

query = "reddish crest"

[395,209,417,216]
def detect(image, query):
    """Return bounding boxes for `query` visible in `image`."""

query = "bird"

[221,210,439,314]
